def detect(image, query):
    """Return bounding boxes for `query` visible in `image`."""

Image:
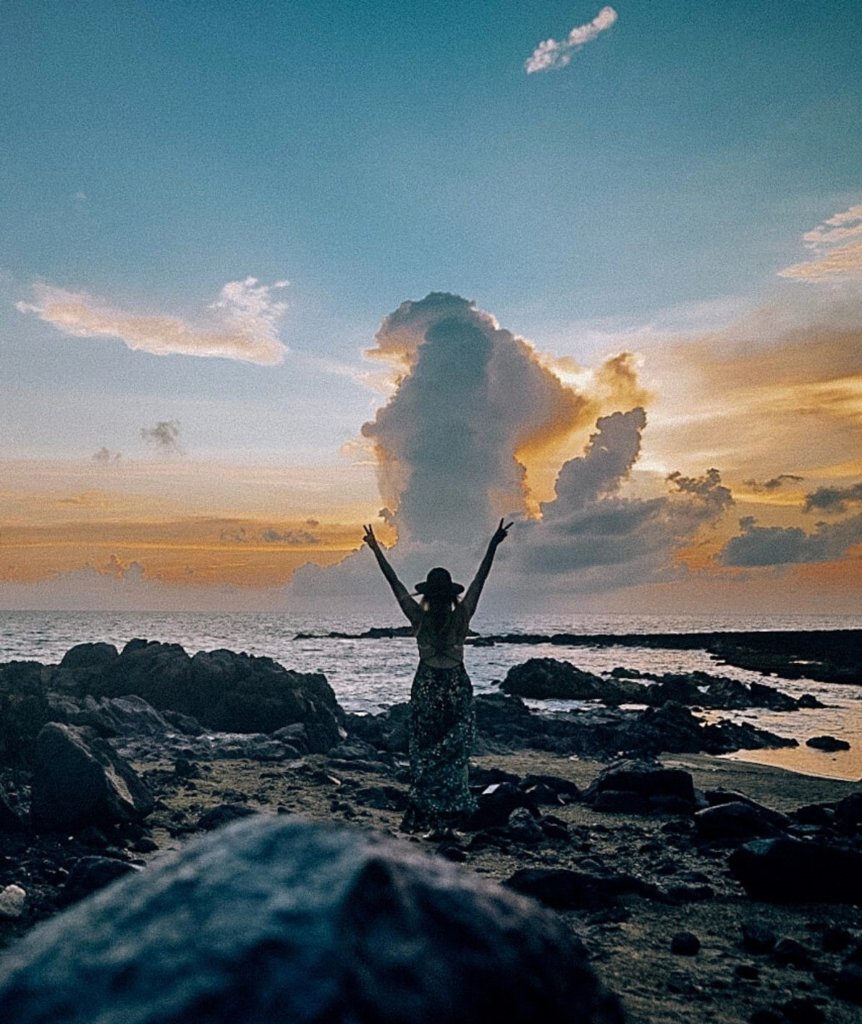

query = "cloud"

[743,474,804,492]
[803,481,862,515]
[721,513,862,566]
[525,6,618,74]
[92,447,122,464]
[541,408,646,516]
[359,292,642,547]
[141,420,183,455]
[778,205,862,284]
[637,314,862,480]
[287,293,749,602]
[516,412,734,588]
[16,277,289,364]
[260,528,320,545]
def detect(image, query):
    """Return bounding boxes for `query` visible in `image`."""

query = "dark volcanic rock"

[0,788,25,833]
[0,816,622,1024]
[500,658,806,712]
[729,838,862,903]
[741,921,777,953]
[30,723,154,833]
[59,643,119,671]
[805,735,851,752]
[772,937,812,968]
[833,963,862,1004]
[505,866,654,911]
[694,802,786,841]
[500,658,606,700]
[78,640,343,751]
[473,693,793,760]
[584,759,697,815]
[466,782,539,830]
[0,662,54,768]
[60,856,141,906]
[196,804,258,831]
[670,931,700,955]
[521,773,581,804]
[834,792,862,830]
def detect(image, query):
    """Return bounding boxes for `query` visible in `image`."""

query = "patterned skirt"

[401,661,477,832]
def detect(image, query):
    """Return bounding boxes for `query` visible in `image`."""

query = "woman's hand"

[491,518,513,547]
[362,524,381,552]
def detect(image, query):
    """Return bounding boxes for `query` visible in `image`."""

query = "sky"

[1,0,861,614]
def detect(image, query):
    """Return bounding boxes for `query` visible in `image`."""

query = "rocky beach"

[1,631,861,1023]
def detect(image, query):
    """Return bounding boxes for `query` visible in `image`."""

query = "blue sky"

[4,1,860,318]
[2,1,861,610]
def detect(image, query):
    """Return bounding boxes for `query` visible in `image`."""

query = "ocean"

[2,610,860,781]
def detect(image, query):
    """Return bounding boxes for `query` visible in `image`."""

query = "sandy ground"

[134,749,862,1024]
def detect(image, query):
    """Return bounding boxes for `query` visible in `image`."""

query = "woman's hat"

[415,566,464,597]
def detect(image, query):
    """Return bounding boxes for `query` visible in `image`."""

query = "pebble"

[772,938,812,969]
[0,884,26,919]
[670,931,700,956]
[742,921,777,954]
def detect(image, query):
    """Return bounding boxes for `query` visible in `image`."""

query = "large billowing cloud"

[291,293,731,601]
[360,293,641,547]
[16,277,289,364]
[525,6,618,74]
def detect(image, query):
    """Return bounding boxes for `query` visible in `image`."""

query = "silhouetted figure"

[363,520,511,833]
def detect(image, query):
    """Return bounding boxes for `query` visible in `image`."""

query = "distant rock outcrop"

[0,816,622,1024]
[32,640,344,755]
[500,656,814,711]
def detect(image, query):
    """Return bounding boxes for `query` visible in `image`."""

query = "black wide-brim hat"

[415,566,464,597]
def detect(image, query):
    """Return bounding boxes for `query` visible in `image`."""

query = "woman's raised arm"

[462,519,512,618]
[363,525,421,625]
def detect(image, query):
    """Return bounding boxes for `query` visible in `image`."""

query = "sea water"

[1,610,860,780]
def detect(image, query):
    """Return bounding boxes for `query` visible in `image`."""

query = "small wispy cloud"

[92,447,122,464]
[141,420,183,455]
[525,6,618,74]
[16,277,290,364]
[743,474,804,493]
[778,205,862,284]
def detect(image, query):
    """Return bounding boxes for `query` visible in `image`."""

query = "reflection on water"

[1,610,859,780]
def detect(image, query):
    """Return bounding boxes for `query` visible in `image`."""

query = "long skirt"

[401,661,477,832]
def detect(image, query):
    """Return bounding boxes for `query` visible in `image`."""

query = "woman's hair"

[421,593,458,638]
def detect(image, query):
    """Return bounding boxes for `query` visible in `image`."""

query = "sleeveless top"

[415,603,471,667]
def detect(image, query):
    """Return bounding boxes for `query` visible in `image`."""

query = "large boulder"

[729,837,862,903]
[59,643,119,671]
[505,867,655,910]
[501,659,606,700]
[0,816,622,1024]
[0,662,54,768]
[694,802,786,841]
[584,759,697,814]
[30,723,154,833]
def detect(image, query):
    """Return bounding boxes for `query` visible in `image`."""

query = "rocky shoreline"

[298,627,862,686]
[1,637,861,1022]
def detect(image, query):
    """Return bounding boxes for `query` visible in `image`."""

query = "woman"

[363,519,512,832]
